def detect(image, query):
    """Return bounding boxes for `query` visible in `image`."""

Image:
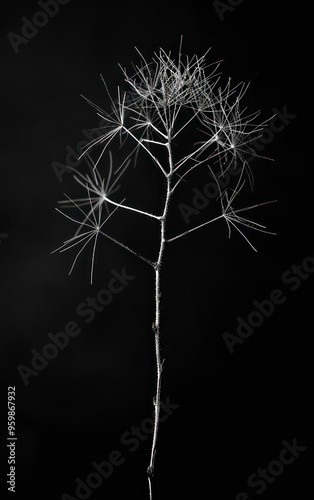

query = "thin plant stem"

[167,214,223,243]
[147,134,173,499]
[102,194,162,220]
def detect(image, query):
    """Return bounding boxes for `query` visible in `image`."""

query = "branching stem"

[147,134,173,499]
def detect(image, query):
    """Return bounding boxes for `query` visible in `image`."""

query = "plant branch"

[174,135,216,172]
[99,230,155,267]
[172,109,200,139]
[102,195,162,220]
[170,142,240,194]
[166,214,223,243]
[122,126,168,176]
[142,138,168,146]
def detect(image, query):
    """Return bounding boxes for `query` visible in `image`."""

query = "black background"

[0,1,312,499]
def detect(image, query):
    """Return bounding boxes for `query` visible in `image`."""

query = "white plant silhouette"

[54,41,275,499]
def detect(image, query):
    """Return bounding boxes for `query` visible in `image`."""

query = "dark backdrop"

[0,1,311,499]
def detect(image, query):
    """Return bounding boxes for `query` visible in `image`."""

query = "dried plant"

[54,41,275,499]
